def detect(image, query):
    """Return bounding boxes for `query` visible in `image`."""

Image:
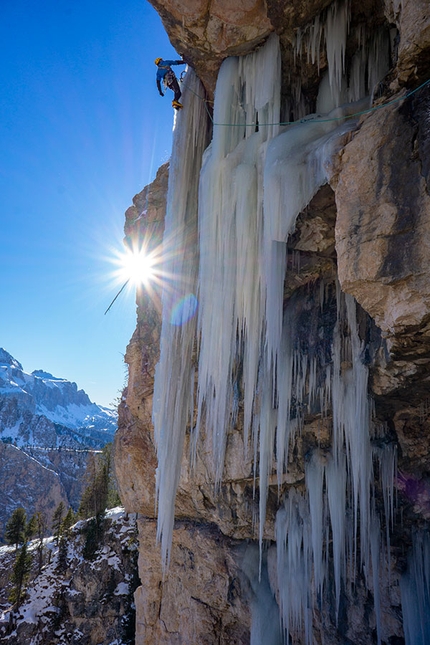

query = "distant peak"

[32,369,61,380]
[0,348,23,370]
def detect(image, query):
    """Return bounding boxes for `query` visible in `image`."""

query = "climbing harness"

[164,69,176,89]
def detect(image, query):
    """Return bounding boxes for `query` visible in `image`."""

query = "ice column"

[152,70,210,565]
[262,102,366,408]
[274,288,389,640]
[332,294,373,566]
[400,530,430,645]
[196,34,281,481]
[276,490,313,645]
[242,545,284,645]
[294,1,390,113]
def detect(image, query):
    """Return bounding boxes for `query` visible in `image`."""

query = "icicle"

[347,27,368,104]
[294,3,390,114]
[305,451,326,595]
[262,102,365,391]
[374,442,397,563]
[370,513,382,645]
[242,545,284,645]
[152,21,390,645]
[309,14,323,68]
[345,295,373,567]
[400,530,430,645]
[368,28,391,99]
[331,290,374,574]
[276,490,313,645]
[196,34,281,483]
[326,451,347,621]
[275,316,294,485]
[325,0,351,101]
[257,370,277,558]
[152,70,210,567]
[293,0,350,110]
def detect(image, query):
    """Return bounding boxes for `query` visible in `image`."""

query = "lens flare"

[104,220,196,316]
[170,293,198,326]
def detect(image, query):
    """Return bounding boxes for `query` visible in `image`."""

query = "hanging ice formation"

[152,68,210,565]
[400,530,430,645]
[152,0,402,639]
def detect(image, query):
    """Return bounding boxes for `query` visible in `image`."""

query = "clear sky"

[0,0,181,407]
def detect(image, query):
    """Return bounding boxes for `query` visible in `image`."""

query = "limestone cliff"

[115,1,430,643]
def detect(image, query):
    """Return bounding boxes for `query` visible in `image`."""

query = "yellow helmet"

[154,57,162,65]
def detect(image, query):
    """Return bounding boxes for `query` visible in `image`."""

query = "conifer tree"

[56,534,69,573]
[34,511,48,575]
[24,513,37,542]
[9,543,32,607]
[78,453,102,519]
[5,507,27,550]
[52,501,65,545]
[62,507,75,536]
[78,443,120,520]
[78,444,121,559]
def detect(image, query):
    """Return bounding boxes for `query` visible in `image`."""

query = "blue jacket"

[156,59,185,82]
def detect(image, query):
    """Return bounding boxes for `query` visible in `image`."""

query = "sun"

[104,243,160,315]
[118,246,155,287]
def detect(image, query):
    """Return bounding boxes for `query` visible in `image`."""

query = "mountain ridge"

[0,348,118,536]
[0,347,116,447]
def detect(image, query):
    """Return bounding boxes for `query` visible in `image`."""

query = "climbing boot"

[172,100,183,110]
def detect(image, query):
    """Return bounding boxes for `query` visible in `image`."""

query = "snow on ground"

[0,508,138,644]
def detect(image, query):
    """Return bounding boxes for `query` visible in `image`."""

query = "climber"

[155,57,186,110]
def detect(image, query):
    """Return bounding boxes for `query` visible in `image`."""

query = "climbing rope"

[182,75,430,128]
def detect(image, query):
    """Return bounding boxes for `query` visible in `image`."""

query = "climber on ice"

[155,57,186,110]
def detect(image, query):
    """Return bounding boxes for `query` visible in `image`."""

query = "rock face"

[336,91,430,399]
[148,0,272,92]
[148,0,430,100]
[115,0,430,643]
[0,443,68,539]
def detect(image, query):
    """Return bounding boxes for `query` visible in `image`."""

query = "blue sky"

[0,0,180,407]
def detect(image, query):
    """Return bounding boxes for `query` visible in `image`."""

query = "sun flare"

[118,247,155,287]
[104,232,181,315]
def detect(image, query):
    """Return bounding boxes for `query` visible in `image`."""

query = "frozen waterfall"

[150,3,423,642]
[152,69,210,565]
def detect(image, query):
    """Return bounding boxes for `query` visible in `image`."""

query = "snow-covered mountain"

[0,348,117,448]
[0,348,118,529]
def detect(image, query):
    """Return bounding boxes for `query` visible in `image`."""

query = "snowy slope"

[0,508,138,644]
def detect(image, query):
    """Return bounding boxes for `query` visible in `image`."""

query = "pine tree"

[34,511,48,575]
[24,513,37,542]
[5,508,27,550]
[56,534,69,573]
[52,502,65,545]
[78,444,120,520]
[9,543,32,607]
[62,507,75,535]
